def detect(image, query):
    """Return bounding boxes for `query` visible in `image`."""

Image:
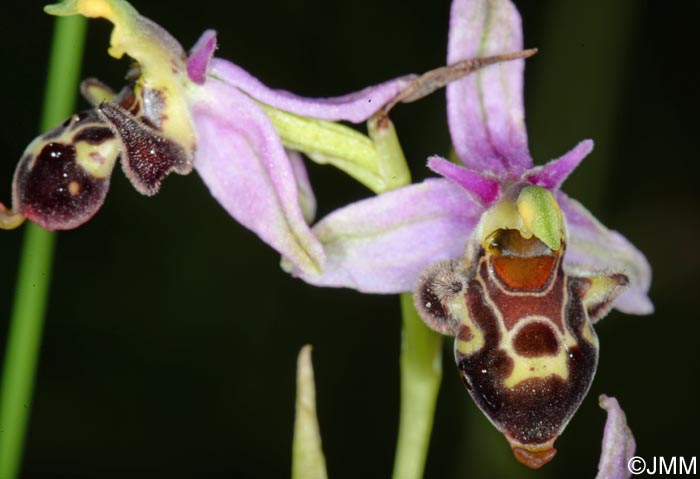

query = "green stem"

[0,15,86,479]
[362,116,436,479]
[392,293,443,479]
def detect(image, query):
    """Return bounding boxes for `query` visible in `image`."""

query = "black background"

[1,0,698,477]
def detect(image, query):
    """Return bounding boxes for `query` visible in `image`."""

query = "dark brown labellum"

[415,229,628,469]
[12,110,118,230]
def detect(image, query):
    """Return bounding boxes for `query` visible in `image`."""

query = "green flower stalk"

[393,293,443,479]
[0,15,86,479]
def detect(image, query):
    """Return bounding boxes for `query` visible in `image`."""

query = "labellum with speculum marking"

[415,183,628,468]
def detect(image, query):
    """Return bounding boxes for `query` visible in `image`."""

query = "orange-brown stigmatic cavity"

[415,227,629,469]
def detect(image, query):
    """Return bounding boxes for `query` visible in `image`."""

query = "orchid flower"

[0,0,424,276]
[285,0,653,469]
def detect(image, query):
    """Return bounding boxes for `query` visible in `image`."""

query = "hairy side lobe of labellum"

[97,100,191,196]
[2,80,194,230]
[89,79,194,195]
[415,193,629,469]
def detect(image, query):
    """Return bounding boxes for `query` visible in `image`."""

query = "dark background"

[1,0,698,477]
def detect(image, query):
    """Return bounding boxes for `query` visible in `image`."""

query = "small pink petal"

[187,30,218,84]
[428,155,501,205]
[209,58,416,123]
[524,140,594,190]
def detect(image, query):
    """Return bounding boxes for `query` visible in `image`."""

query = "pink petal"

[191,79,325,274]
[287,149,317,224]
[596,395,636,479]
[557,192,653,315]
[524,140,594,190]
[187,30,218,84]
[209,58,416,123]
[428,155,501,205]
[447,0,532,177]
[287,178,484,293]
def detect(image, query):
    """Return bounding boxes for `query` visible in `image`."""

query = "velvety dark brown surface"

[456,256,597,447]
[16,142,109,230]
